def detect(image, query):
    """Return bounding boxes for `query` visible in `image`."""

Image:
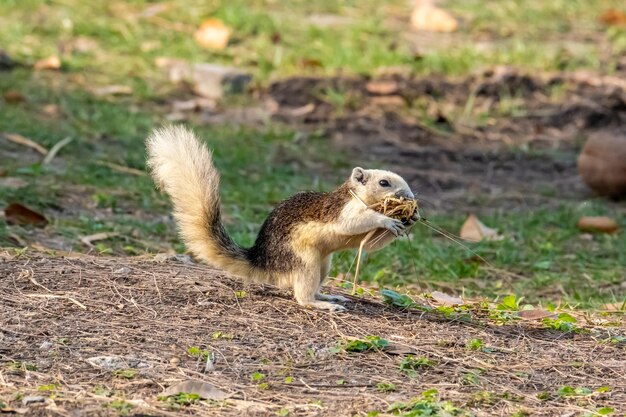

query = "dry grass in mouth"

[369,196,418,223]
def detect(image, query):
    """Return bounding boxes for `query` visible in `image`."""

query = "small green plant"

[234,290,247,298]
[465,338,494,353]
[376,382,397,392]
[158,392,201,408]
[6,361,37,372]
[557,386,593,397]
[38,383,58,392]
[106,399,134,416]
[284,376,293,384]
[211,331,234,340]
[466,339,484,350]
[543,313,579,332]
[333,336,389,353]
[399,355,436,378]
[251,372,265,381]
[93,385,112,397]
[381,289,422,309]
[276,408,290,416]
[187,346,211,361]
[386,389,471,416]
[497,295,523,311]
[113,369,137,379]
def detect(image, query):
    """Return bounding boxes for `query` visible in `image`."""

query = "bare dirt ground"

[266,68,626,210]
[1,251,625,416]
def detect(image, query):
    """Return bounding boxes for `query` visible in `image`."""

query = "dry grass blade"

[352,229,376,295]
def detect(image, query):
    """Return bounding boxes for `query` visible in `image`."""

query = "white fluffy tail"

[146,125,254,278]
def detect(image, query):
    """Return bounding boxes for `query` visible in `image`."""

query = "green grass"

[1,0,625,309]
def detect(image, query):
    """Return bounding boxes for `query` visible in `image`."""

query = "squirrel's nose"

[395,189,414,199]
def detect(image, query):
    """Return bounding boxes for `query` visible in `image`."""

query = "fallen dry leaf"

[41,104,61,118]
[459,214,503,242]
[287,103,316,117]
[3,90,25,103]
[517,309,555,320]
[33,55,61,70]
[194,18,231,49]
[410,1,458,33]
[602,302,626,311]
[369,95,405,107]
[600,8,626,26]
[92,85,133,96]
[5,203,48,227]
[365,80,399,95]
[577,216,620,234]
[80,232,120,247]
[2,132,48,155]
[162,380,229,400]
[431,291,464,306]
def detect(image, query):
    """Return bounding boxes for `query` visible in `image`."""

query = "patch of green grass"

[106,399,134,416]
[332,336,389,353]
[337,204,625,308]
[382,389,473,416]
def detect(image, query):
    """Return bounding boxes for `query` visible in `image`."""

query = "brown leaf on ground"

[410,1,458,33]
[162,380,230,400]
[603,302,626,311]
[365,80,399,95]
[194,18,231,49]
[41,104,61,118]
[577,216,620,234]
[600,9,626,26]
[80,232,120,247]
[431,291,464,306]
[459,214,503,242]
[33,55,61,70]
[3,90,25,103]
[517,309,556,320]
[4,203,48,227]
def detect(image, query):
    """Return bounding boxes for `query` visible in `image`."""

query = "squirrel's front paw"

[405,210,420,226]
[381,217,406,237]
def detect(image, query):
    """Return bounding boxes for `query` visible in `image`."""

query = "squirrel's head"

[349,167,414,205]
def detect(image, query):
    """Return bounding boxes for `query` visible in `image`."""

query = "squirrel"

[146,125,417,311]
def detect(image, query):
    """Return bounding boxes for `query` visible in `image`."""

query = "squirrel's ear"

[351,167,368,185]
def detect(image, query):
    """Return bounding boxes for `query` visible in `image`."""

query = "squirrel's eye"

[379,179,390,187]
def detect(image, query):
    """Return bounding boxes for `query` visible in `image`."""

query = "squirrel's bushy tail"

[146,126,254,278]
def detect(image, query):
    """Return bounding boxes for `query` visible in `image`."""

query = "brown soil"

[267,68,626,210]
[1,251,624,416]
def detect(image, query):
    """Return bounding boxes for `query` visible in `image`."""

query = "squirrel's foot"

[316,293,349,303]
[303,300,346,312]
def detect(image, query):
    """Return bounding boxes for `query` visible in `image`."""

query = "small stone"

[156,58,251,99]
[39,341,54,350]
[169,357,180,366]
[113,266,131,275]
[22,396,45,406]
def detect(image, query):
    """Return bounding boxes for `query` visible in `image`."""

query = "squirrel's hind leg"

[292,264,346,312]
[315,254,349,303]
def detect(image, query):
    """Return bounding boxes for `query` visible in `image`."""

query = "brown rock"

[578,131,626,198]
